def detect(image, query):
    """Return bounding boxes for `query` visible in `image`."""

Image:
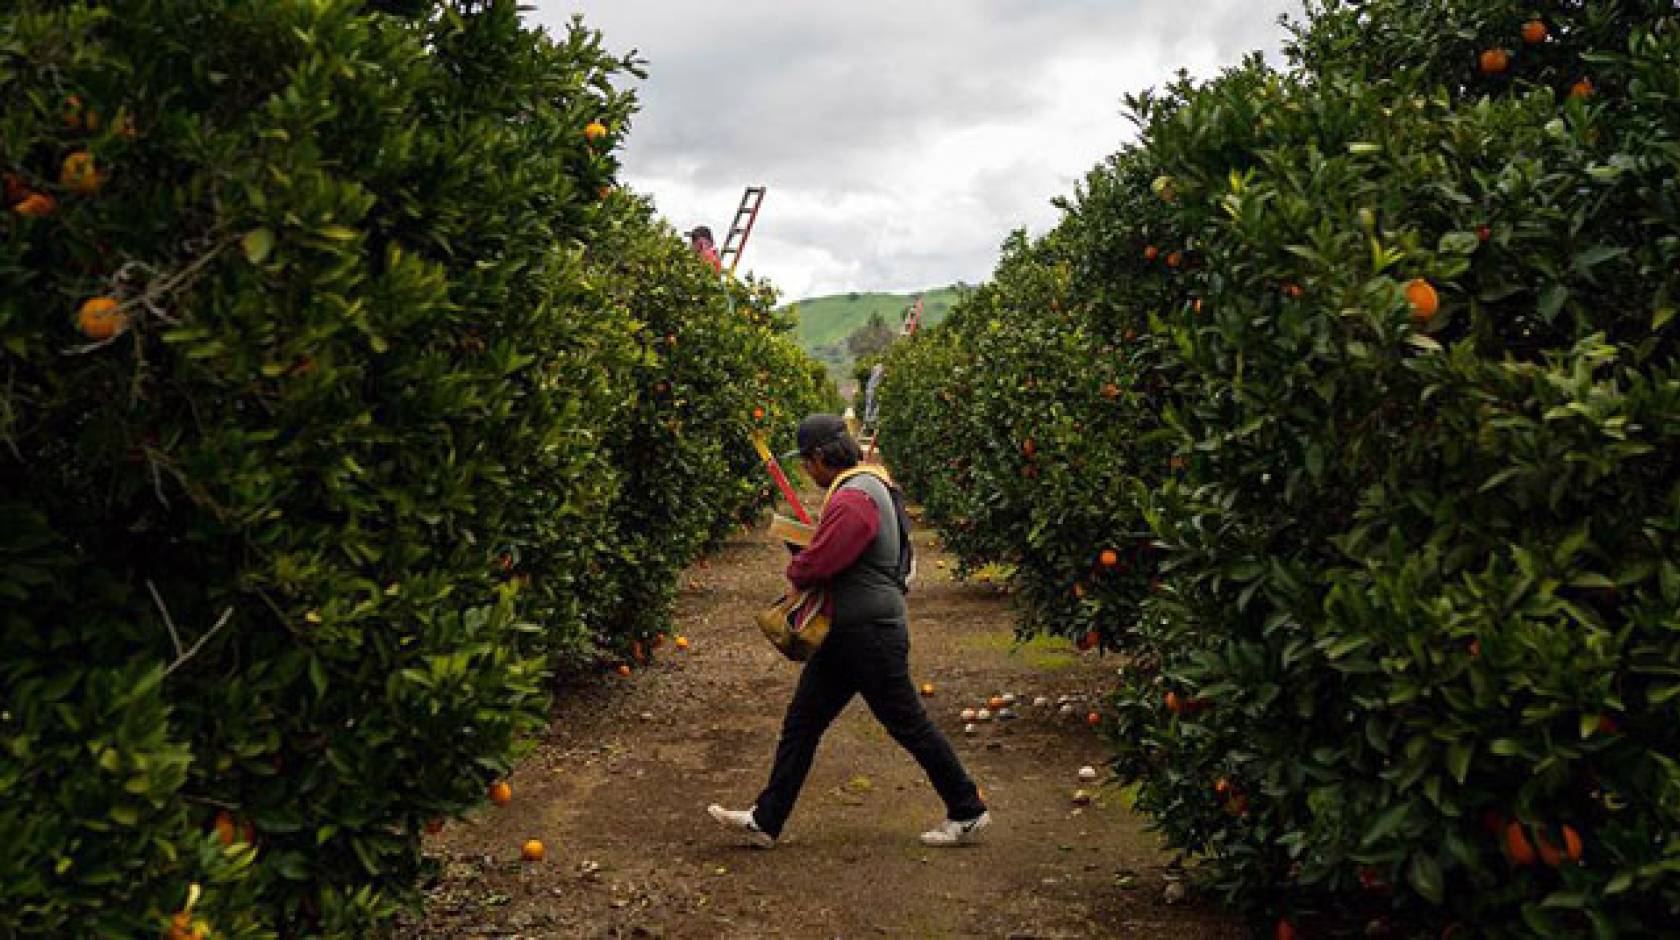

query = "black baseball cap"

[795,414,850,456]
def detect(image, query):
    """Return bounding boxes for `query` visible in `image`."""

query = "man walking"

[709,415,990,848]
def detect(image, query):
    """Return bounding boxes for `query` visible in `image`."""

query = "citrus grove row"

[874,0,1679,936]
[1,2,833,937]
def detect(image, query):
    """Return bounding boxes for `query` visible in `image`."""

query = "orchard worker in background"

[708,415,991,848]
[686,225,722,273]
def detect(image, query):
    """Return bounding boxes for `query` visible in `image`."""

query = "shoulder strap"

[823,466,914,594]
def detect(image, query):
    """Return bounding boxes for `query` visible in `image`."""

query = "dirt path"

[400,507,1241,939]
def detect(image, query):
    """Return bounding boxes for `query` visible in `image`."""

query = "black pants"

[752,619,986,838]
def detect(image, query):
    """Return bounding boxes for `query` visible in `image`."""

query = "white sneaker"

[708,804,776,849]
[920,810,991,847]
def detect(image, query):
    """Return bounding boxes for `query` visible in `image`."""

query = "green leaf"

[319,224,360,241]
[1445,742,1473,783]
[1655,307,1675,331]
[242,227,275,264]
[1361,801,1411,846]
[1407,851,1444,905]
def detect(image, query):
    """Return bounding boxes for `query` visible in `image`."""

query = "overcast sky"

[531,2,1304,302]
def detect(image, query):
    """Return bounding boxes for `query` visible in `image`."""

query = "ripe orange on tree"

[584,121,608,141]
[1086,711,1101,727]
[1143,245,1159,260]
[1522,20,1548,44]
[1405,278,1439,324]
[1504,821,1537,866]
[1479,48,1510,75]
[1100,381,1120,400]
[76,296,128,340]
[1166,251,1182,269]
[61,150,101,195]
[1275,919,1298,940]
[752,406,765,420]
[488,781,513,806]
[1570,78,1595,99]
[213,811,237,846]
[13,192,55,216]
[1098,548,1120,569]
[1165,691,1184,714]
[1021,438,1036,458]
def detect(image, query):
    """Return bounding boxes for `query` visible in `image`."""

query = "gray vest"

[829,473,909,628]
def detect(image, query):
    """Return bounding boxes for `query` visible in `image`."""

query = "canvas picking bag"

[755,586,831,662]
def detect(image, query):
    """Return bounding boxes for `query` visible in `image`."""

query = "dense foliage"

[879,1,1680,934]
[0,1,827,936]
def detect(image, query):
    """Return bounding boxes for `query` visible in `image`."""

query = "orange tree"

[879,0,1680,934]
[0,1,827,936]
[583,204,833,664]
[877,205,1172,648]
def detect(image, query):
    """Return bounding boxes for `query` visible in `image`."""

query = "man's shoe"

[920,810,991,847]
[708,804,776,849]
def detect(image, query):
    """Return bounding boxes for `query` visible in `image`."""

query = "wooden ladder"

[719,186,767,274]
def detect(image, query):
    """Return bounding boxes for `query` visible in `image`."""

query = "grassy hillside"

[782,285,967,383]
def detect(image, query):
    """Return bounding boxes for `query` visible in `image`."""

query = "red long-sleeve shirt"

[786,488,879,589]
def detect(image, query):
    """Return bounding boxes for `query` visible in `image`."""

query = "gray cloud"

[535,1,1303,298]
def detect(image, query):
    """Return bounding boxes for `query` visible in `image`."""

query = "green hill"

[781,285,968,383]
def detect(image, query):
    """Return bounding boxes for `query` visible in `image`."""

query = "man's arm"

[787,488,879,589]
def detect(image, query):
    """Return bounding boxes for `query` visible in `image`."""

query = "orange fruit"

[1282,282,1303,299]
[616,664,632,677]
[1165,251,1182,269]
[1165,691,1183,714]
[76,296,128,340]
[1405,278,1439,323]
[920,682,935,696]
[752,407,765,420]
[674,635,690,650]
[213,811,237,846]
[424,818,445,835]
[1071,582,1085,599]
[1596,714,1617,735]
[13,192,55,216]
[1522,20,1548,44]
[987,695,1006,709]
[1085,711,1101,727]
[1468,639,1481,659]
[1561,825,1583,862]
[488,781,513,806]
[1276,919,1298,940]
[1021,438,1036,458]
[1505,821,1536,866]
[584,121,608,141]
[1479,48,1510,75]
[63,94,85,128]
[60,150,100,195]
[1476,225,1492,243]
[521,838,545,862]
[1214,778,1231,795]
[1570,78,1594,100]
[1078,629,1100,651]
[1100,382,1120,400]
[1098,548,1120,569]
[1143,245,1158,260]
[631,641,646,664]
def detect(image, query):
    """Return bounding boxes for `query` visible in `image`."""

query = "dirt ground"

[398,503,1243,939]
